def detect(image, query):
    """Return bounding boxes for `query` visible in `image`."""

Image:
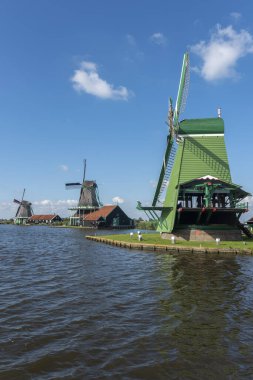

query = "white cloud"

[71,61,131,100]
[240,196,253,222]
[34,199,51,206]
[149,180,157,189]
[191,25,253,81]
[150,32,167,46]
[60,164,68,172]
[230,12,241,22]
[0,201,15,213]
[124,34,144,63]
[244,196,253,209]
[0,201,12,207]
[126,34,136,46]
[81,61,97,71]
[33,199,77,207]
[33,199,77,216]
[0,199,78,219]
[112,196,124,204]
[248,195,253,203]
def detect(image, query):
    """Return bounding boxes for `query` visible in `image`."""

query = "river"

[1,225,253,379]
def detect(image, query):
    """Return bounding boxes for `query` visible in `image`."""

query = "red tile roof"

[29,214,60,221]
[84,205,117,221]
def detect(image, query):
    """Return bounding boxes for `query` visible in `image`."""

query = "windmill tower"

[65,160,102,226]
[137,52,251,241]
[13,189,33,225]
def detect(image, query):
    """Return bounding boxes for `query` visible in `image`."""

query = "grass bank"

[87,233,253,254]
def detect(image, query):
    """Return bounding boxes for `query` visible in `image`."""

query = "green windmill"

[137,53,251,241]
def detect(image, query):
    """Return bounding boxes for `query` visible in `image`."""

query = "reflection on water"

[1,225,253,379]
[156,254,253,379]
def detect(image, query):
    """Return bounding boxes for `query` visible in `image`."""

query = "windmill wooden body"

[137,53,251,241]
[66,160,102,226]
[13,189,33,225]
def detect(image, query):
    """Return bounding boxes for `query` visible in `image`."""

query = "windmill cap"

[178,117,224,135]
[84,180,97,187]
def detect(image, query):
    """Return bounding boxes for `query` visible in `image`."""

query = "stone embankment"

[86,236,253,255]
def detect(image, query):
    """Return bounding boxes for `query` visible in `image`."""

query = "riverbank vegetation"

[134,219,158,230]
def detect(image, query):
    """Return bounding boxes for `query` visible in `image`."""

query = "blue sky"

[1,0,253,219]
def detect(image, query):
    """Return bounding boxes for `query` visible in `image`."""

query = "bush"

[135,220,158,230]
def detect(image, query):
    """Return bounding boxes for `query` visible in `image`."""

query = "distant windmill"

[65,159,102,226]
[13,189,33,225]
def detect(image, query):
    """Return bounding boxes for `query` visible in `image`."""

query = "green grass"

[100,233,253,250]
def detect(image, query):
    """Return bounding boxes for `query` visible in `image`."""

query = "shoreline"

[86,235,253,255]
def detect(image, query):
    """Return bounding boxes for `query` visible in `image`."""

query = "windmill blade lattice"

[156,140,177,203]
[21,188,26,203]
[179,56,190,115]
[173,53,190,127]
[153,53,190,206]
[152,133,174,206]
[65,182,82,189]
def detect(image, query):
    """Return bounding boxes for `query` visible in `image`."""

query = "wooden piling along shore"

[86,236,253,255]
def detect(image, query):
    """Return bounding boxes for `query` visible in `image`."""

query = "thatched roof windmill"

[13,189,33,224]
[65,159,103,226]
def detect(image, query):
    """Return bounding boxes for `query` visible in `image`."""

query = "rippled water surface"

[1,225,253,379]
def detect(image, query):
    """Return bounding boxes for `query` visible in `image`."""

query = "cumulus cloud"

[32,199,77,216]
[0,201,15,214]
[71,61,131,100]
[150,32,167,46]
[240,196,253,222]
[112,196,124,204]
[60,164,68,172]
[243,195,253,207]
[1,199,76,219]
[33,199,77,207]
[244,196,253,209]
[191,25,253,81]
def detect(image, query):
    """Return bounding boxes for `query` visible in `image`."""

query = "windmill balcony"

[176,196,248,210]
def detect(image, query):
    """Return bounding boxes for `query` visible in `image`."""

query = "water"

[1,225,253,379]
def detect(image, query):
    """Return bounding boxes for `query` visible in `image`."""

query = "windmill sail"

[152,134,174,206]
[173,52,190,128]
[82,159,87,182]
[65,182,82,189]
[152,138,177,205]
[152,53,190,207]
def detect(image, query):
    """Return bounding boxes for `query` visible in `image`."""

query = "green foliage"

[0,219,14,224]
[134,219,158,230]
